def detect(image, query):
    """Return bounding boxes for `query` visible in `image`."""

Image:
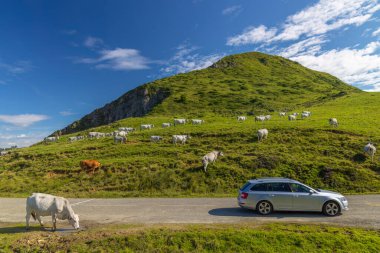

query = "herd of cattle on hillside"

[2,111,378,231]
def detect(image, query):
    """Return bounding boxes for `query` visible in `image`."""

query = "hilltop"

[57,52,360,135]
[0,52,379,198]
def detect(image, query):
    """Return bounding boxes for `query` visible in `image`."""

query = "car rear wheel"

[256,201,273,215]
[323,201,341,216]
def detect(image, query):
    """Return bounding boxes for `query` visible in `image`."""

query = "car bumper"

[341,200,349,211]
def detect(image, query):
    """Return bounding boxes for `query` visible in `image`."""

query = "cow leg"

[36,215,44,227]
[25,209,31,230]
[51,213,57,231]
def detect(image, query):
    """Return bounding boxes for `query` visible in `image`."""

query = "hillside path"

[0,195,379,229]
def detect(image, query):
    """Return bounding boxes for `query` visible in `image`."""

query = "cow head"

[68,214,80,229]
[218,151,224,157]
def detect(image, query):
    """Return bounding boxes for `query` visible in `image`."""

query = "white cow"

[174,119,187,126]
[288,115,296,121]
[0,151,8,156]
[114,130,127,137]
[302,111,312,116]
[26,193,79,231]
[162,123,172,128]
[172,135,191,145]
[192,119,204,125]
[364,143,376,161]
[119,127,135,132]
[114,136,127,144]
[264,115,271,120]
[140,124,154,130]
[68,136,78,142]
[44,136,59,143]
[88,132,105,139]
[257,129,268,142]
[237,116,247,121]
[292,112,299,116]
[105,133,114,137]
[151,136,162,142]
[301,112,310,119]
[279,112,286,117]
[255,116,266,122]
[202,151,224,172]
[329,118,338,127]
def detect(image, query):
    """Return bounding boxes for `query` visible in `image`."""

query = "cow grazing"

[329,118,338,127]
[118,127,135,132]
[151,136,162,142]
[279,112,286,117]
[302,111,312,116]
[192,119,204,125]
[255,116,265,122]
[114,130,127,137]
[264,115,271,120]
[202,151,224,172]
[172,135,191,145]
[162,123,172,128]
[288,115,296,121]
[80,160,101,174]
[114,136,127,144]
[237,116,247,121]
[174,119,187,126]
[364,143,376,161]
[140,124,154,130]
[292,112,299,116]
[88,132,105,139]
[0,151,8,156]
[68,136,77,142]
[301,112,310,119]
[26,193,79,231]
[257,129,269,142]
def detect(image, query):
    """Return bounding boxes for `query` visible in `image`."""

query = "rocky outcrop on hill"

[57,85,170,135]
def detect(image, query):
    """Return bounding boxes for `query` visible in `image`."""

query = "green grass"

[1,223,379,252]
[0,93,380,197]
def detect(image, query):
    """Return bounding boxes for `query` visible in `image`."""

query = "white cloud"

[373,27,380,36]
[222,5,242,16]
[227,0,380,45]
[0,61,31,74]
[288,41,380,90]
[161,43,224,74]
[227,25,277,46]
[279,36,328,58]
[0,132,48,148]
[0,114,49,127]
[78,48,150,70]
[59,110,76,116]
[84,36,104,48]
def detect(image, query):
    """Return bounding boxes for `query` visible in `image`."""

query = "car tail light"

[240,192,248,199]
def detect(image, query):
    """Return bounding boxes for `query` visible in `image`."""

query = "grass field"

[0,92,379,197]
[0,223,379,252]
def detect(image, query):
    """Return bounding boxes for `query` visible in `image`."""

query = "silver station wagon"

[238,178,348,216]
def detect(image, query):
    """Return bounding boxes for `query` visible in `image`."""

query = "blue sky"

[0,0,379,147]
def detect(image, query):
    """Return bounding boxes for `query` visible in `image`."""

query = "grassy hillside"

[59,52,360,134]
[0,92,379,197]
[1,223,380,252]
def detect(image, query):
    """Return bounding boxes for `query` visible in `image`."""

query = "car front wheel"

[256,201,273,215]
[323,201,341,216]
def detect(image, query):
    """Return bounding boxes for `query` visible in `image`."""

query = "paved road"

[0,195,379,229]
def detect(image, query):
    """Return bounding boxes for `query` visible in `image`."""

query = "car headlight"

[338,197,347,202]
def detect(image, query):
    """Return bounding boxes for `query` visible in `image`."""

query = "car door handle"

[270,194,275,197]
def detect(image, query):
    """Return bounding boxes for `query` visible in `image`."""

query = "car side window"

[290,183,310,193]
[267,183,291,192]
[250,183,267,191]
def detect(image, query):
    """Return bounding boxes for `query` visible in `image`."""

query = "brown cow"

[80,160,101,174]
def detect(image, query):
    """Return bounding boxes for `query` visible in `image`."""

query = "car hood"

[317,189,344,197]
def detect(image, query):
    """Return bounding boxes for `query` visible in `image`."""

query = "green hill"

[1,52,379,197]
[57,52,359,135]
